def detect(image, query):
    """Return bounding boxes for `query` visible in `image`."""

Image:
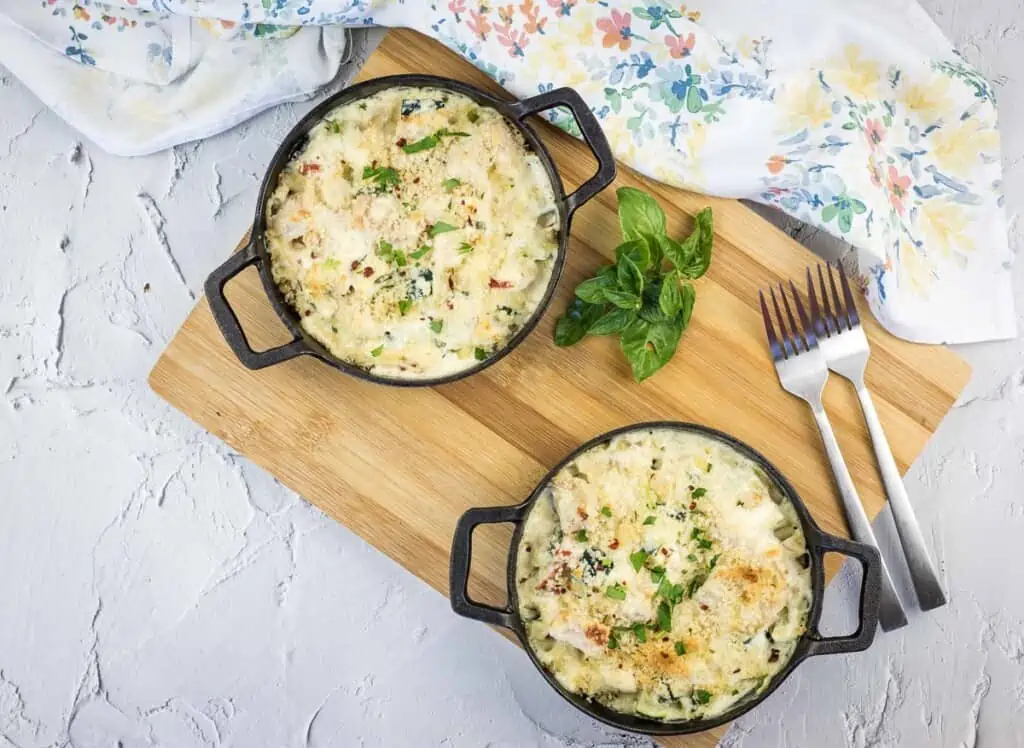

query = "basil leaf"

[554,298,604,347]
[410,244,432,260]
[694,689,712,705]
[619,318,684,382]
[659,235,692,271]
[606,584,626,601]
[575,274,616,304]
[600,506,612,517]
[680,282,695,327]
[688,207,714,279]
[474,347,487,361]
[403,133,440,153]
[656,600,672,632]
[650,566,665,583]
[643,515,657,525]
[659,270,684,317]
[616,254,644,296]
[370,345,384,357]
[429,319,443,333]
[587,307,635,336]
[674,641,687,656]
[629,550,649,572]
[429,221,458,237]
[632,623,647,643]
[617,186,666,244]
[691,487,707,499]
[615,239,651,273]
[442,178,461,192]
[603,289,641,311]
[574,529,588,542]
[639,283,671,324]
[398,299,412,315]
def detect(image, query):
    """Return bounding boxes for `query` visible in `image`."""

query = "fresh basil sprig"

[554,188,713,382]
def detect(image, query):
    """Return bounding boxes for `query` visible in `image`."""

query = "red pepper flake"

[609,539,620,550]
[413,176,420,184]
[299,163,321,174]
[310,251,319,259]
[660,548,669,555]
[351,260,361,270]
[489,278,512,289]
[576,506,588,519]
[448,276,455,290]
[689,502,697,510]
[363,267,374,277]
[446,302,454,310]
[699,603,709,611]
[396,138,407,147]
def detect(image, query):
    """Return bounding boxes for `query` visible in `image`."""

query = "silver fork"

[759,282,908,631]
[810,263,947,611]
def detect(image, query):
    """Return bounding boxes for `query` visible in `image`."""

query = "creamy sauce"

[516,428,813,722]
[265,87,559,379]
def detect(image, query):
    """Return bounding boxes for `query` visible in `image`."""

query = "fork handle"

[811,407,909,631]
[855,386,947,611]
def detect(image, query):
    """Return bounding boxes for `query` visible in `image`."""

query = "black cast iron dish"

[450,421,882,736]
[204,74,616,386]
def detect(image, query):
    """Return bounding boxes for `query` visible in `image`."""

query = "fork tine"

[826,262,847,332]
[789,279,817,348]
[759,290,784,361]
[778,283,805,352]
[817,265,836,336]
[806,267,828,339]
[837,261,861,328]
[769,286,796,358]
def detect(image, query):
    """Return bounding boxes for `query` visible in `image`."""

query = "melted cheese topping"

[265,87,558,379]
[516,429,812,722]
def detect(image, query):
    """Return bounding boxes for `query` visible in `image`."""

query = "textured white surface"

[0,11,1021,748]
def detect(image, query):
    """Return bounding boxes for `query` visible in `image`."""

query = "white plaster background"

[1,6,1021,747]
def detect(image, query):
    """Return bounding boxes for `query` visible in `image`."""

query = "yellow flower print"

[778,79,832,130]
[900,74,952,120]
[898,238,934,297]
[570,6,596,45]
[929,119,999,174]
[830,44,881,100]
[918,199,974,259]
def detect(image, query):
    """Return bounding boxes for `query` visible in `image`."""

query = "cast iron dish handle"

[804,530,882,656]
[205,242,307,370]
[450,503,530,629]
[507,88,616,216]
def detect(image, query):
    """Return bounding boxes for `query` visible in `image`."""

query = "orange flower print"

[102,14,117,24]
[767,155,787,174]
[886,165,911,215]
[520,0,547,34]
[864,118,885,151]
[467,9,492,40]
[72,5,90,21]
[547,0,578,15]
[665,32,695,59]
[597,9,633,51]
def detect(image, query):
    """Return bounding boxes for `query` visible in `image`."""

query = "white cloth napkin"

[1,0,1014,344]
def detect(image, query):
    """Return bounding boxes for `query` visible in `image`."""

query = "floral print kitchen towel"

[1,1,1014,344]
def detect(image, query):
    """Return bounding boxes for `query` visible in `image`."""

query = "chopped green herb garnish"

[442,178,462,192]
[691,527,703,540]
[474,347,487,361]
[325,119,343,134]
[467,109,480,123]
[694,689,712,705]
[370,345,384,357]
[691,487,707,499]
[706,463,713,472]
[393,249,408,267]
[457,242,474,254]
[686,553,697,562]
[599,506,612,518]
[608,630,619,649]
[402,128,470,154]
[429,221,458,237]
[709,554,720,570]
[606,584,626,601]
[429,319,443,333]
[398,299,412,315]
[650,566,666,583]
[686,573,708,598]
[697,537,713,550]
[629,550,649,572]
[377,240,394,261]
[410,244,432,260]
[362,165,401,189]
[674,641,687,656]
[632,623,647,643]
[322,257,340,272]
[658,578,685,606]
[643,515,657,525]
[656,600,673,632]
[574,529,588,542]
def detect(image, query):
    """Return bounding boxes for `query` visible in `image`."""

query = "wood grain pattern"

[148,30,970,747]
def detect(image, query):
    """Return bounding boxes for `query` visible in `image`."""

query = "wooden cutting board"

[149,29,970,747]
